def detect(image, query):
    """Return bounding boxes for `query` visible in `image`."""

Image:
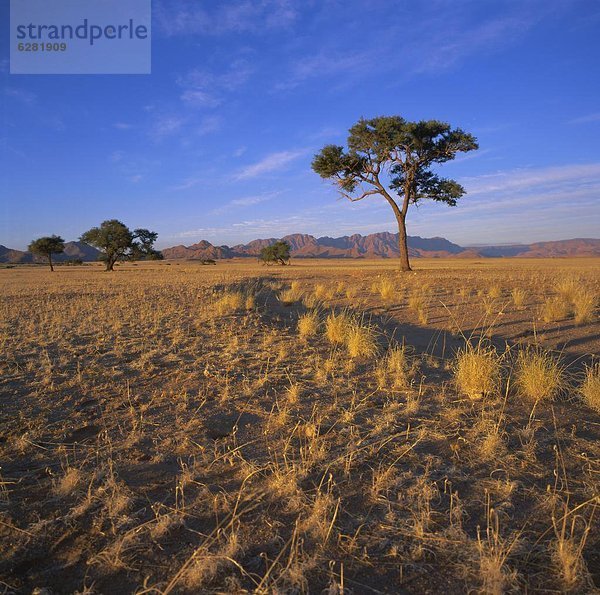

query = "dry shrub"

[573,290,596,325]
[280,281,303,305]
[514,347,565,402]
[511,287,527,309]
[454,343,502,400]
[314,283,334,301]
[579,363,600,412]
[345,320,378,359]
[555,277,579,302]
[324,311,352,345]
[488,284,502,300]
[54,467,83,497]
[214,291,244,316]
[345,286,358,300]
[540,296,570,322]
[376,345,412,390]
[378,277,395,300]
[298,310,320,338]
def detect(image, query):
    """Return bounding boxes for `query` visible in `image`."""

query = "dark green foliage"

[131,229,163,261]
[312,116,478,271]
[28,235,65,271]
[80,220,133,271]
[260,241,291,265]
[80,220,160,270]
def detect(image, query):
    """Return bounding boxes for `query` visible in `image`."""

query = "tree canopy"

[260,241,291,265]
[80,220,161,271]
[28,235,65,272]
[312,116,478,271]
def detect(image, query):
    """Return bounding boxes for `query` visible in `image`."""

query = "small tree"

[80,219,134,271]
[312,116,478,271]
[28,235,65,271]
[260,241,291,265]
[131,229,163,261]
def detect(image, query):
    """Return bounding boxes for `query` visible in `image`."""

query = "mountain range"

[1,235,599,264]
[160,234,600,260]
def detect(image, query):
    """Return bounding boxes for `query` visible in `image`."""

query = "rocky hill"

[0,241,99,264]
[161,234,600,260]
[3,235,599,264]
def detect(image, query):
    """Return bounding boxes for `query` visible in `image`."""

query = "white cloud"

[155,0,297,37]
[4,88,36,104]
[211,191,281,214]
[197,116,222,136]
[235,150,306,179]
[180,90,221,108]
[178,59,254,108]
[462,162,600,194]
[150,115,186,139]
[568,112,600,124]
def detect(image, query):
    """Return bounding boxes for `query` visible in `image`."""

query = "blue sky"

[1,0,600,250]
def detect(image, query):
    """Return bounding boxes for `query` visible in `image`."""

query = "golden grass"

[345,320,378,359]
[573,290,596,325]
[324,311,352,344]
[514,347,565,402]
[298,310,320,338]
[214,291,245,315]
[511,287,527,309]
[579,363,600,412]
[540,296,570,322]
[1,259,598,594]
[454,343,502,399]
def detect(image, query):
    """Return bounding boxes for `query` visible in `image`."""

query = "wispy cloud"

[155,0,297,37]
[113,122,133,130]
[462,162,600,194]
[235,150,306,179]
[211,191,281,214]
[179,59,254,107]
[4,88,37,104]
[149,115,186,140]
[568,112,600,124]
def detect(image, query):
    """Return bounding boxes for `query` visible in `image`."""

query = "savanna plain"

[1,258,599,594]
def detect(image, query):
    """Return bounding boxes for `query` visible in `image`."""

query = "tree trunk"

[396,214,412,272]
[48,253,54,272]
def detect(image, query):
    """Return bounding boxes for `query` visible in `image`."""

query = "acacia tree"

[28,235,65,271]
[260,241,291,265]
[312,116,478,271]
[131,229,163,261]
[80,219,133,271]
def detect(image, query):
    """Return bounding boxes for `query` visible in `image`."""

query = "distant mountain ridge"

[161,234,600,260]
[2,236,599,264]
[0,241,100,264]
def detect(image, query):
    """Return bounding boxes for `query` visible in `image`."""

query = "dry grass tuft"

[298,310,320,338]
[514,347,565,402]
[511,287,527,309]
[376,345,413,390]
[280,281,303,305]
[579,363,600,412]
[573,290,596,325]
[345,320,379,359]
[324,311,352,345]
[540,296,570,323]
[454,343,502,400]
[378,277,395,301]
[214,291,245,316]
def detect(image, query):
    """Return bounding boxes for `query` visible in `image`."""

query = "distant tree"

[28,235,65,271]
[131,229,163,261]
[80,219,134,271]
[260,241,291,265]
[312,116,478,271]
